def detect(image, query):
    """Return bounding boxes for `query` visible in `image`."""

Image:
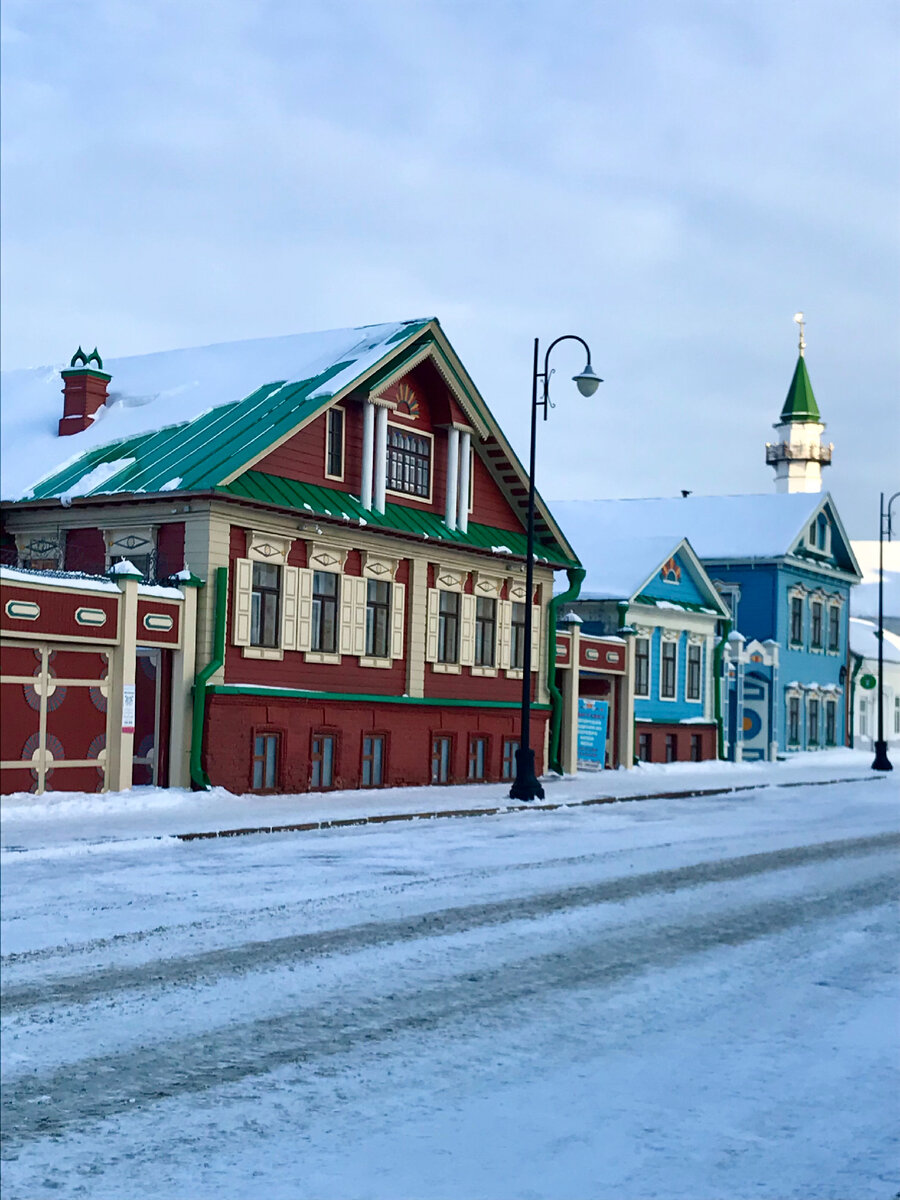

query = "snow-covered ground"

[0,747,884,854]
[1,756,898,1199]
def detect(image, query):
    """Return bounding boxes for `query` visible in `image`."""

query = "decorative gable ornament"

[660,557,681,583]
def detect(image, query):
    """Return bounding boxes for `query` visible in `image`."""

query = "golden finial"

[793,312,806,358]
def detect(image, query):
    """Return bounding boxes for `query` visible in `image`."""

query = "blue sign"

[578,698,609,769]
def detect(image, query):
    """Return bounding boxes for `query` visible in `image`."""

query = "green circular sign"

[860,673,877,690]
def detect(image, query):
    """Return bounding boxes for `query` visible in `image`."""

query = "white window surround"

[385,421,435,506]
[788,586,806,647]
[634,634,651,698]
[324,405,346,482]
[686,638,703,703]
[658,632,679,702]
[426,566,467,673]
[826,596,843,655]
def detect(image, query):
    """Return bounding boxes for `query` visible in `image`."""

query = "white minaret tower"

[765,313,833,493]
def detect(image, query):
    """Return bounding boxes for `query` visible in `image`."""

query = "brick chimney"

[59,347,111,436]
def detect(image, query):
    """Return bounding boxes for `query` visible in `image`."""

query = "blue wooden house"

[554,493,861,760]
[551,522,729,763]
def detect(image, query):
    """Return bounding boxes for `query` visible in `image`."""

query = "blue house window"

[810,600,824,649]
[661,641,677,699]
[635,638,650,696]
[808,698,820,747]
[825,700,837,746]
[790,595,804,646]
[788,696,800,744]
[828,604,840,652]
[687,644,702,701]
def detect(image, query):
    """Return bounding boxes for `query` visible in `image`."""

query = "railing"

[765,442,833,465]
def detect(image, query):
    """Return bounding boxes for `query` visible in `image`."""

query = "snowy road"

[2,774,898,1198]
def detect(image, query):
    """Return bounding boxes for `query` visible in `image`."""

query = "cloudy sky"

[2,0,897,536]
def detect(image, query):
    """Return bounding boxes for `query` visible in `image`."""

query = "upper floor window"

[365,580,391,658]
[510,602,527,670]
[326,407,344,480]
[790,594,804,645]
[251,563,281,647]
[635,637,650,697]
[810,599,824,649]
[686,643,702,701]
[387,427,431,498]
[438,591,460,663]
[312,571,339,653]
[828,604,840,652]
[661,640,677,699]
[817,514,828,551]
[474,597,496,667]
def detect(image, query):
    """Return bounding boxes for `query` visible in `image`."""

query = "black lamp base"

[872,740,893,772]
[509,747,545,802]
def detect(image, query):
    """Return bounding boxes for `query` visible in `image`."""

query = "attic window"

[386,426,431,499]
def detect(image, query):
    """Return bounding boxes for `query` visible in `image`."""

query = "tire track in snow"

[2,832,897,1017]
[2,871,895,1146]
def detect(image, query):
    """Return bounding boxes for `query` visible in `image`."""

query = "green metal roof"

[780,355,820,423]
[24,324,433,502]
[219,470,577,566]
[14,317,578,569]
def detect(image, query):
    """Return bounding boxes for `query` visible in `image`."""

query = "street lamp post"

[872,489,899,772]
[509,335,602,802]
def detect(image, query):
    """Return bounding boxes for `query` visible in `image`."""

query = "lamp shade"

[573,363,603,396]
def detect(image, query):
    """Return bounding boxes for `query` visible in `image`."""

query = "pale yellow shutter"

[498,599,512,670]
[296,568,313,652]
[339,574,354,655]
[281,565,299,650]
[460,594,476,667]
[530,602,542,672]
[352,577,368,656]
[391,582,406,659]
[425,588,440,663]
[232,558,253,646]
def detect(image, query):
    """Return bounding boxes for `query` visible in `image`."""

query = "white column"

[361,400,375,510]
[445,426,460,530]
[374,403,388,514]
[457,430,471,534]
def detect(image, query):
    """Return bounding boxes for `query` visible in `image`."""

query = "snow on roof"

[557,533,685,600]
[849,616,900,663]
[0,565,184,598]
[551,493,828,563]
[0,320,429,501]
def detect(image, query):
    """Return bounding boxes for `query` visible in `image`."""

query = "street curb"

[175,774,888,842]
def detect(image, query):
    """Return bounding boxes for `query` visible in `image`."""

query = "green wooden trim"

[207,683,550,710]
[191,566,227,789]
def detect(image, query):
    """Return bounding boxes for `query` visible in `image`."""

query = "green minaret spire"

[779,312,820,423]
[780,354,820,423]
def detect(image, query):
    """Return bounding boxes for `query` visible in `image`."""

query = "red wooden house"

[1,320,582,794]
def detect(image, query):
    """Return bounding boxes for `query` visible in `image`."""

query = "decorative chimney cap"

[66,345,105,367]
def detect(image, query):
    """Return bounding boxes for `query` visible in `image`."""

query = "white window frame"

[634,635,651,698]
[324,405,346,482]
[788,587,806,648]
[686,640,703,703]
[809,592,826,653]
[658,634,679,702]
[826,598,842,655]
[786,690,802,746]
[232,530,296,661]
[385,421,435,506]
